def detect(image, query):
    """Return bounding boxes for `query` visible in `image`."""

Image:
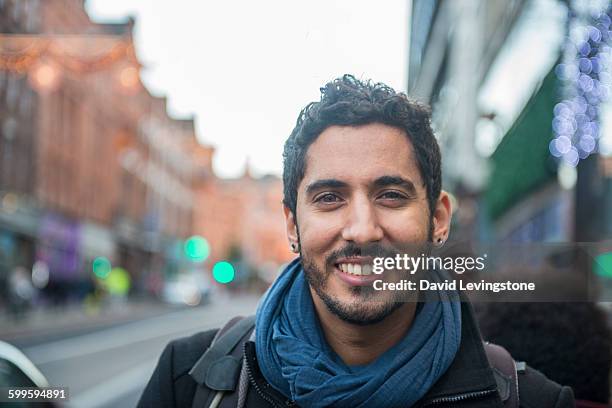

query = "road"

[15,294,260,408]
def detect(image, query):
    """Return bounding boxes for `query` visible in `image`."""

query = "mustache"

[325,242,434,266]
[326,243,398,265]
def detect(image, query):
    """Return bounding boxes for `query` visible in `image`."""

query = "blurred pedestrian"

[7,265,35,319]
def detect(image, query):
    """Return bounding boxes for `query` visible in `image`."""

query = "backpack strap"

[483,342,520,408]
[189,315,256,408]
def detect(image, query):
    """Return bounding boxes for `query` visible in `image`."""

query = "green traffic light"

[184,235,210,262]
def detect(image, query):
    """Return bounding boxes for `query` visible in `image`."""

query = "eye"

[378,191,406,200]
[377,191,410,207]
[314,193,342,204]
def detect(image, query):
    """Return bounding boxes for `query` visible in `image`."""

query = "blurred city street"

[1,0,612,405]
[4,293,260,408]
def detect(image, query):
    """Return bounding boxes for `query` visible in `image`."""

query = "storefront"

[0,196,39,308]
[36,213,80,303]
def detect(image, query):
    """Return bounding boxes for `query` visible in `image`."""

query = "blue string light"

[550,2,612,167]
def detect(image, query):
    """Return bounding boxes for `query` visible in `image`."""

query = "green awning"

[485,67,559,220]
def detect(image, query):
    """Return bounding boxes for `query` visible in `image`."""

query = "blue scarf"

[255,259,462,408]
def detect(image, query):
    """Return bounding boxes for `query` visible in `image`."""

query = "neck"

[311,291,417,366]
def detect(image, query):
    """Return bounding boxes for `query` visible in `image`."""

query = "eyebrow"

[372,176,417,196]
[305,179,349,196]
[305,176,417,196]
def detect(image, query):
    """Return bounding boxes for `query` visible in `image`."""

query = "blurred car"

[0,340,58,407]
[161,272,211,306]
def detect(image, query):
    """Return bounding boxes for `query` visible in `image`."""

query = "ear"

[283,205,299,248]
[432,190,452,241]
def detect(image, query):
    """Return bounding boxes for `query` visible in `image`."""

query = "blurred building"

[193,166,295,286]
[0,0,215,303]
[0,0,294,307]
[408,0,612,243]
[0,0,42,306]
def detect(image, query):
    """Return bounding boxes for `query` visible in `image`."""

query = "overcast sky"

[86,0,408,178]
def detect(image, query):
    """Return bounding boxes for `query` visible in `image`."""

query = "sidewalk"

[0,298,178,343]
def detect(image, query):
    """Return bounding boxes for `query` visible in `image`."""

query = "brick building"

[0,0,214,300]
[0,0,42,306]
[1,0,293,306]
[193,166,295,285]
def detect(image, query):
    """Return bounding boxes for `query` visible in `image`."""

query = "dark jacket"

[138,301,575,407]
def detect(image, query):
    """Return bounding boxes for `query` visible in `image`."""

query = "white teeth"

[338,263,373,276]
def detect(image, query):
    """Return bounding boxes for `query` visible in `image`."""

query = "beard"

[302,255,401,325]
[296,215,435,326]
[301,240,430,326]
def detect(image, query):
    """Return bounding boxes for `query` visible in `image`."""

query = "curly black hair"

[282,74,441,219]
[477,302,612,403]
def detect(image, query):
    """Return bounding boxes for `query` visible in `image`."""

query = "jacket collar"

[417,299,501,406]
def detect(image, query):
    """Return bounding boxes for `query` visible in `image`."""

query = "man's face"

[285,123,439,325]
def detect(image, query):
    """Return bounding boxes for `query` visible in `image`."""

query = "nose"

[341,198,384,244]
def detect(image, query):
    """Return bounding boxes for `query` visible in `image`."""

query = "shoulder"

[137,329,218,408]
[165,330,219,379]
[519,365,575,408]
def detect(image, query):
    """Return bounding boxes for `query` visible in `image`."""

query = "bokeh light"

[118,65,140,93]
[184,236,210,262]
[29,61,61,92]
[552,4,612,167]
[31,260,50,289]
[1,193,18,214]
[105,267,131,295]
[594,252,612,278]
[212,261,235,284]
[92,256,112,279]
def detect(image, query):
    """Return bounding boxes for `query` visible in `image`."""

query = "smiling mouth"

[333,261,378,287]
[335,262,374,276]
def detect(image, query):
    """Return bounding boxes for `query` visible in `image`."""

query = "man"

[138,75,574,407]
